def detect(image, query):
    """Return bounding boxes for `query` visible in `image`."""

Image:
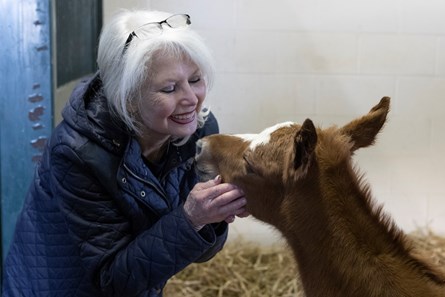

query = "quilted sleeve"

[50,144,222,296]
[194,222,228,262]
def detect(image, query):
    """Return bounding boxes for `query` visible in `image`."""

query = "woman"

[3,9,247,297]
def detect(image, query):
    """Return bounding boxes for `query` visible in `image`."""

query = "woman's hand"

[183,175,247,230]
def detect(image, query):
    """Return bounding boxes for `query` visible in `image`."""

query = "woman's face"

[138,53,207,142]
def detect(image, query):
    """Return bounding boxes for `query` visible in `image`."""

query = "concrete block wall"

[104,0,445,244]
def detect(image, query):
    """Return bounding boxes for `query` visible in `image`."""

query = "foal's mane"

[352,163,445,285]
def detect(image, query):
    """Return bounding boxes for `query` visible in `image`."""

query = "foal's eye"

[243,154,256,175]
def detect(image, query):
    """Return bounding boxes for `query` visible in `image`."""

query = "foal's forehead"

[234,121,295,150]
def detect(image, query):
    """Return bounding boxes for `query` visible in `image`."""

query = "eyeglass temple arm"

[122,32,137,54]
[121,15,190,55]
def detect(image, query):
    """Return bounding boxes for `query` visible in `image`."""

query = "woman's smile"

[170,110,196,124]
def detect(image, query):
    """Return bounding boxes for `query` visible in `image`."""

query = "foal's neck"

[284,166,422,296]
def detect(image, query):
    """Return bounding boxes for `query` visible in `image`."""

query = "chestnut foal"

[195,97,445,297]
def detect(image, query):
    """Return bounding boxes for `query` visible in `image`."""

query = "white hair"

[97,9,214,144]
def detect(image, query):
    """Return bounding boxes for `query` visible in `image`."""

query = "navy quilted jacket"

[2,73,228,297]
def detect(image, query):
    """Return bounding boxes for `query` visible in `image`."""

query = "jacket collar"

[62,72,129,155]
[123,136,196,182]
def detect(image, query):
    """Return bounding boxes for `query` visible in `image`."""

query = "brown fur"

[195,97,445,297]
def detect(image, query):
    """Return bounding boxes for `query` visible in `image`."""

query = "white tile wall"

[359,35,437,75]
[438,37,445,75]
[317,0,401,33]
[104,0,445,243]
[401,0,445,34]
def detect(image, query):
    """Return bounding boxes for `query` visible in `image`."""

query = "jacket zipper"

[121,187,162,218]
[123,163,172,211]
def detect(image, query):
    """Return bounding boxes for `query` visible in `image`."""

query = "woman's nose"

[181,82,199,104]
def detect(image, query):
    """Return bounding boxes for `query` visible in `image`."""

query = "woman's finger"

[210,187,244,207]
[225,215,236,224]
[193,175,222,191]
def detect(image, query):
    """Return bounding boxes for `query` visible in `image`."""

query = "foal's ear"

[340,97,390,152]
[294,119,317,170]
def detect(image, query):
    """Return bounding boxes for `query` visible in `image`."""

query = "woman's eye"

[161,85,175,93]
[189,77,201,84]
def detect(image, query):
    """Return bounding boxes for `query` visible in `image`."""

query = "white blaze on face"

[235,122,294,150]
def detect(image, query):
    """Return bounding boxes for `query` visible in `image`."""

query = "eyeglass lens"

[163,14,191,28]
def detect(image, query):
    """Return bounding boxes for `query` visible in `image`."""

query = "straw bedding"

[164,230,445,297]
